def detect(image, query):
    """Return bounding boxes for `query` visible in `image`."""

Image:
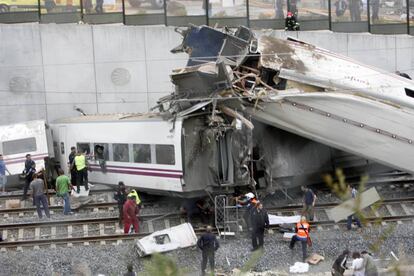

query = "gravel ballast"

[1,222,413,275]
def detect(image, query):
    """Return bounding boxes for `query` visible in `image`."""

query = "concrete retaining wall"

[0,23,413,125]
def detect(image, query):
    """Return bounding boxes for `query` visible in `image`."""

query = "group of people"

[68,146,90,194]
[332,249,378,276]
[114,181,142,234]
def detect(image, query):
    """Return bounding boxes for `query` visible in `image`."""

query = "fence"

[0,0,413,35]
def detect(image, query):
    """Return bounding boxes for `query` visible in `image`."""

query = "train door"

[58,126,68,173]
[217,132,234,185]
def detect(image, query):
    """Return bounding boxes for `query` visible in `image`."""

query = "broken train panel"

[0,120,53,188]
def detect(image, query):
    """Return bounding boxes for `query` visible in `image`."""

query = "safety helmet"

[287,11,293,17]
[245,192,255,199]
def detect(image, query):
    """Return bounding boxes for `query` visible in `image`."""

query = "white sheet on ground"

[289,262,309,273]
[268,214,301,225]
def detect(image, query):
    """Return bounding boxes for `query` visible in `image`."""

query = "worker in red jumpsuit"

[123,195,139,234]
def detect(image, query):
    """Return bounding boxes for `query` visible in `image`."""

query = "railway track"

[0,197,413,250]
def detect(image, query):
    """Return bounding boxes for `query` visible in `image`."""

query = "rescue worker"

[68,146,77,188]
[22,154,36,200]
[123,195,139,234]
[114,181,128,227]
[197,225,219,276]
[236,192,257,232]
[250,201,269,251]
[361,251,378,276]
[73,150,89,194]
[285,11,300,31]
[289,216,310,262]
[128,189,141,206]
[302,186,317,221]
[331,249,350,276]
[347,185,362,230]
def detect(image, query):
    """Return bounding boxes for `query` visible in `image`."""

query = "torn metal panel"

[170,61,234,99]
[172,25,253,67]
[326,187,381,222]
[135,223,197,257]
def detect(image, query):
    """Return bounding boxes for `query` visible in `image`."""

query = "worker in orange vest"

[289,216,311,262]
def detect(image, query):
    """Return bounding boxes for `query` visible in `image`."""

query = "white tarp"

[135,223,198,257]
[289,262,309,273]
[269,214,301,225]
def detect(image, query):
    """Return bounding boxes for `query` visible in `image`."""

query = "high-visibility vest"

[74,155,86,171]
[128,190,141,205]
[296,222,309,239]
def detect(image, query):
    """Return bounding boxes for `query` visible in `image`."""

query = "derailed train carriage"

[51,113,252,197]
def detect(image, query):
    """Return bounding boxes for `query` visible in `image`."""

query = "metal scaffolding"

[214,195,239,238]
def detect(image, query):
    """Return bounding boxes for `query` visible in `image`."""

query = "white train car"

[51,113,251,197]
[0,120,53,187]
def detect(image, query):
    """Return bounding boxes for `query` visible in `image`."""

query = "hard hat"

[287,11,293,17]
[245,192,255,199]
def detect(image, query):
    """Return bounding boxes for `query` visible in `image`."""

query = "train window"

[133,144,151,164]
[2,137,37,155]
[155,145,175,165]
[77,143,91,155]
[113,143,129,162]
[94,143,109,160]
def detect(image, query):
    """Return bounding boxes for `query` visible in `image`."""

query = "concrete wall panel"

[40,24,93,65]
[0,24,42,67]
[97,92,147,104]
[0,67,44,94]
[296,31,348,54]
[92,25,146,63]
[95,62,147,93]
[0,105,47,124]
[43,64,96,93]
[395,36,414,77]
[46,92,97,105]
[146,60,181,93]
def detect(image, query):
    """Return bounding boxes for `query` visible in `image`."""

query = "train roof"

[51,113,179,124]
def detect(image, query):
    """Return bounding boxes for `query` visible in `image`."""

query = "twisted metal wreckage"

[154,25,414,192]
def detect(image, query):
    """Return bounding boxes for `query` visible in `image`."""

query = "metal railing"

[0,0,412,35]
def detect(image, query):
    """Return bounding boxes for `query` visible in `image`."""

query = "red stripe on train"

[89,167,182,179]
[89,164,183,174]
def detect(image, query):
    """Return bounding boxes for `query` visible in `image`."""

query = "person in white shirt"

[351,252,365,276]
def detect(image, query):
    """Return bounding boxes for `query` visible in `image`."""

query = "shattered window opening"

[94,143,109,161]
[113,143,129,163]
[155,145,175,165]
[405,88,414,98]
[77,143,91,155]
[2,137,37,155]
[133,144,151,164]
